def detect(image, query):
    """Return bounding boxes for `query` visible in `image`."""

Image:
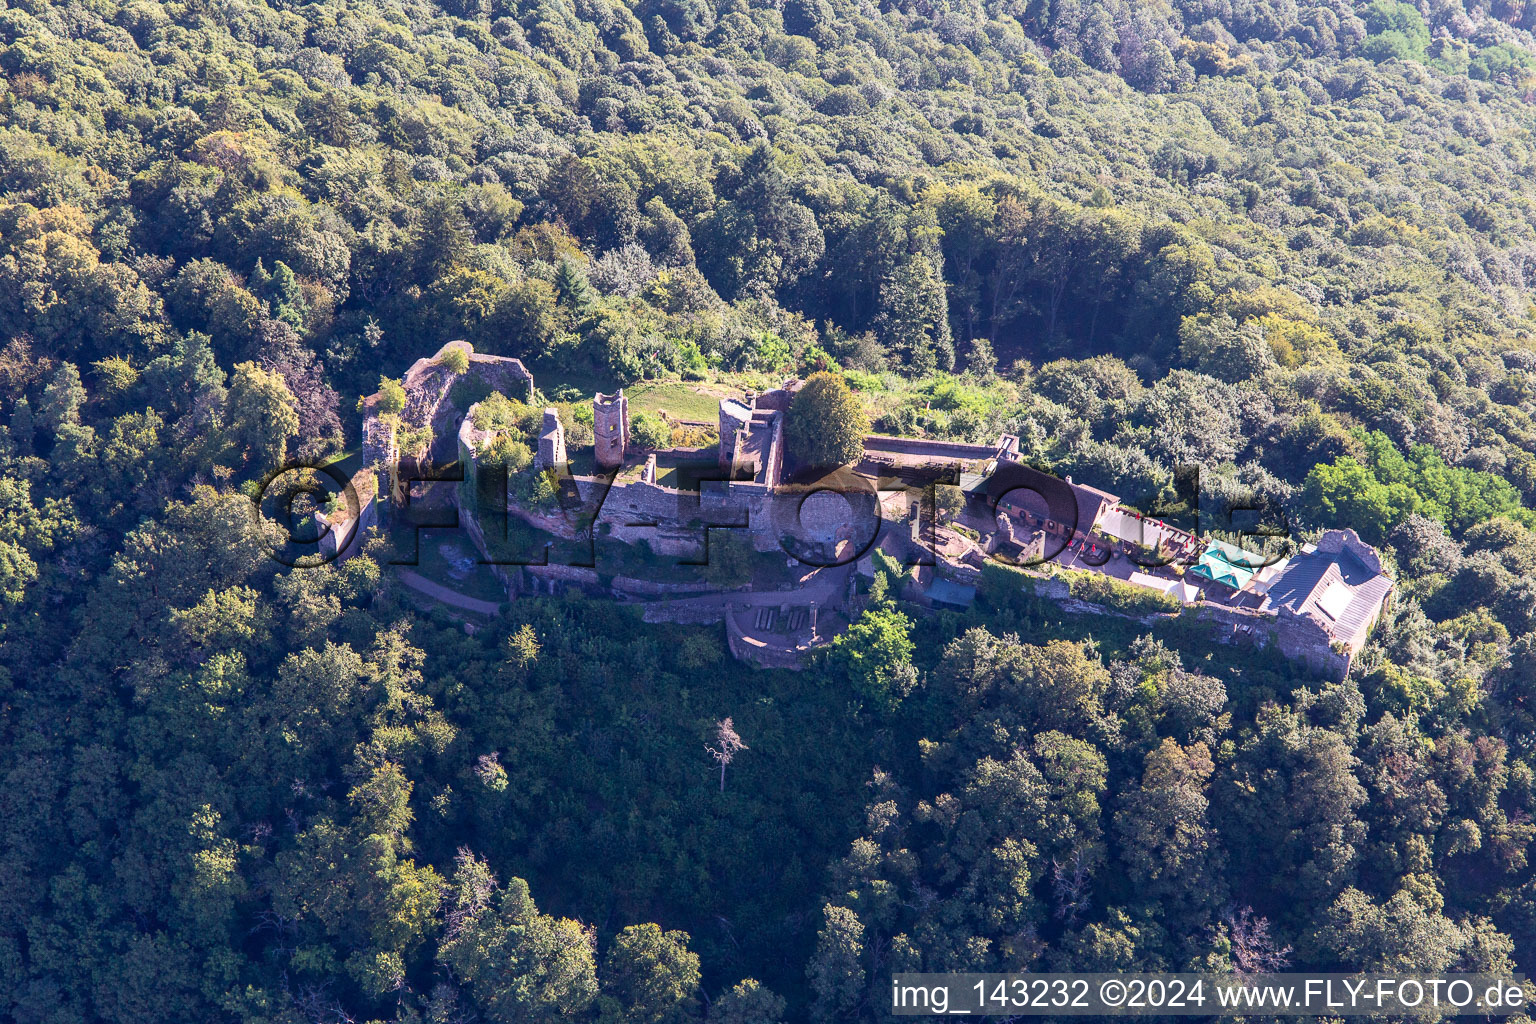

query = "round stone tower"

[593,390,629,469]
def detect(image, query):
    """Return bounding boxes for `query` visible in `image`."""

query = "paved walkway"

[396,569,504,615]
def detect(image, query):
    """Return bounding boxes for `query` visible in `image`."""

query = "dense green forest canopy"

[7,0,1536,1019]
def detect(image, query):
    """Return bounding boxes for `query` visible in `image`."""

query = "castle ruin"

[537,408,565,471]
[594,391,628,469]
[716,383,796,486]
[334,340,1395,681]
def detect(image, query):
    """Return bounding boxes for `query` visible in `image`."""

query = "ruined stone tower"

[537,408,565,470]
[593,391,628,469]
[718,396,752,469]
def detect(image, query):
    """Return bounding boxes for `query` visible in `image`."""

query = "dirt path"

[396,569,504,615]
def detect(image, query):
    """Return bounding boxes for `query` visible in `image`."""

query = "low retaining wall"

[611,576,730,597]
[642,600,729,625]
[725,606,807,670]
[525,563,601,594]
[862,434,998,462]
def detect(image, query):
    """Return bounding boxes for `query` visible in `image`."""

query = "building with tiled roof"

[992,467,1120,546]
[1261,528,1395,680]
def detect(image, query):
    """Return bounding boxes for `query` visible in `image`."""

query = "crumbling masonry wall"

[594,391,628,469]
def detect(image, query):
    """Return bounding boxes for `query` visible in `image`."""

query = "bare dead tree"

[444,847,497,941]
[706,717,748,792]
[1052,850,1092,924]
[289,978,356,1024]
[248,909,299,948]
[1223,904,1292,974]
[427,982,478,1024]
[902,883,939,917]
[473,752,507,791]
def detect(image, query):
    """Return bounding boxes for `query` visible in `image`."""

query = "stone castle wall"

[537,408,565,470]
[465,352,535,403]
[862,434,1001,462]
[345,342,535,556]
[594,391,628,469]
[525,563,602,593]
[459,497,521,597]
[1270,611,1351,681]
[611,576,725,597]
[599,477,782,553]
[316,477,378,561]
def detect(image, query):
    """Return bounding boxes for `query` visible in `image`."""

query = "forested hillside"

[6,0,1536,1018]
